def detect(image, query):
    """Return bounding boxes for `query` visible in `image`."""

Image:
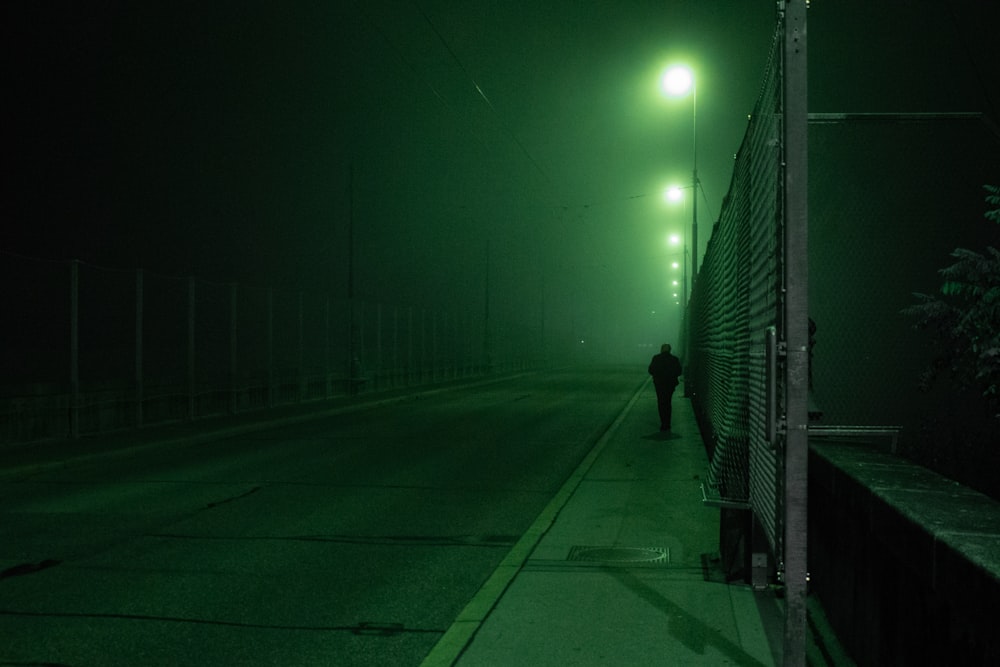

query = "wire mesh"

[688,29,784,552]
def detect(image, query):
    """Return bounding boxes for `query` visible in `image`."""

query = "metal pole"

[687,78,699,396]
[230,282,238,414]
[298,291,304,401]
[324,297,331,398]
[188,277,195,420]
[483,240,491,372]
[69,260,79,438]
[376,302,383,388]
[691,79,698,280]
[267,288,274,408]
[781,1,810,664]
[135,268,144,428]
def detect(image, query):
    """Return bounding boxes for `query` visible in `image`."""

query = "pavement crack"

[204,486,262,509]
[0,559,62,580]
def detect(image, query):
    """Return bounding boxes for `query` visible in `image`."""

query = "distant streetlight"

[668,231,688,309]
[660,64,698,280]
[664,185,691,308]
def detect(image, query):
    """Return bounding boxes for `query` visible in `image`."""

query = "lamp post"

[661,65,698,280]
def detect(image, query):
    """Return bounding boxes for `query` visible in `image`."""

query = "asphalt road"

[0,366,646,666]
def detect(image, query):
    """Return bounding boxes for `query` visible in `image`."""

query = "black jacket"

[648,352,682,387]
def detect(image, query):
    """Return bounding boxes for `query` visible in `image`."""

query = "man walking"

[648,343,683,432]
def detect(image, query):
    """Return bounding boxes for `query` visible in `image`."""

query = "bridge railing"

[1,254,535,443]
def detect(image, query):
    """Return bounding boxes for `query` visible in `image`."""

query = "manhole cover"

[567,546,669,563]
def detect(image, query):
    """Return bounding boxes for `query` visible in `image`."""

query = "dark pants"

[654,382,677,430]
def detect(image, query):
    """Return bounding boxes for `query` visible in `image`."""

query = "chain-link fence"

[686,9,813,655]
[688,25,785,550]
[686,8,1000,603]
[1,254,536,443]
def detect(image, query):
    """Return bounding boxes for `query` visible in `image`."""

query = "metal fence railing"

[1,253,536,443]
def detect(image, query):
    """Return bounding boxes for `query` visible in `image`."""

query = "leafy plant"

[903,185,1000,417]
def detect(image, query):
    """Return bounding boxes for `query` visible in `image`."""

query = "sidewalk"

[422,380,830,666]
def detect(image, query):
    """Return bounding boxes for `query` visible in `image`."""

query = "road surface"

[0,366,645,666]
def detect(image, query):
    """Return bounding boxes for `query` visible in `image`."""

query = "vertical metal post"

[229,283,238,414]
[324,297,332,399]
[135,269,144,428]
[782,1,809,664]
[432,311,439,381]
[69,260,80,438]
[297,290,304,401]
[376,302,383,389]
[691,77,698,281]
[358,300,365,384]
[407,306,414,385]
[346,161,358,394]
[421,309,427,382]
[267,288,274,408]
[187,277,196,420]
[483,240,491,372]
[393,306,399,386]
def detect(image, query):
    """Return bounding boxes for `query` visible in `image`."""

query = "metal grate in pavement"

[566,545,669,564]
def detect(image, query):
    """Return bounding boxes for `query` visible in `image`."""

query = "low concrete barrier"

[809,440,1000,666]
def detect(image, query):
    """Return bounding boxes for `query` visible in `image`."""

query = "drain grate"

[567,545,669,564]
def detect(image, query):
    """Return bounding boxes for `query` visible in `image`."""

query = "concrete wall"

[809,440,1000,666]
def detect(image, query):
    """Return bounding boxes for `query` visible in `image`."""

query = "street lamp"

[668,231,687,309]
[664,186,691,308]
[660,64,698,279]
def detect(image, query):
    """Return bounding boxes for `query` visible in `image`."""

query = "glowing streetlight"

[660,66,693,97]
[660,64,698,280]
[667,230,688,310]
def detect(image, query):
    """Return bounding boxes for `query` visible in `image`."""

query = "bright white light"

[669,233,681,245]
[666,186,683,202]
[671,261,680,269]
[661,65,694,97]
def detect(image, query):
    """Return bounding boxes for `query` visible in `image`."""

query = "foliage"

[902,185,1000,418]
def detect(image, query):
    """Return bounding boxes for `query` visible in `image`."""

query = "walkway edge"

[420,378,650,667]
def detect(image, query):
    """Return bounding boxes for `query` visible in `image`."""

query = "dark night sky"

[3,1,998,351]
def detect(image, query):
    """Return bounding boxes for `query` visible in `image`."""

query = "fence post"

[324,297,332,399]
[188,277,196,420]
[267,287,274,408]
[298,291,305,402]
[69,260,80,438]
[358,300,366,381]
[432,310,439,381]
[230,282,238,414]
[781,2,810,664]
[392,305,399,387]
[376,303,383,389]
[408,306,414,385]
[421,309,427,383]
[135,268,144,429]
